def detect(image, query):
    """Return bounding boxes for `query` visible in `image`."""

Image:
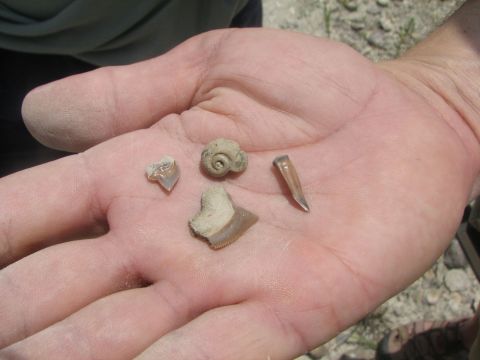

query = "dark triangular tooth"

[207,206,258,249]
[189,186,258,249]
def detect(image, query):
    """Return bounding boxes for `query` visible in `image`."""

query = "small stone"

[294,355,312,360]
[413,289,424,303]
[340,349,376,359]
[376,0,390,6]
[342,1,358,11]
[379,17,393,32]
[424,289,441,305]
[444,269,470,292]
[366,5,381,15]
[423,269,436,282]
[335,331,352,345]
[448,292,464,314]
[308,345,327,359]
[475,295,480,309]
[392,306,403,317]
[444,239,468,269]
[350,17,366,31]
[360,48,371,57]
[436,261,447,284]
[367,31,385,48]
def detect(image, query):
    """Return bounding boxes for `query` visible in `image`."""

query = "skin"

[1,1,480,358]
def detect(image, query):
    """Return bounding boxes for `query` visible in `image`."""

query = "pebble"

[341,349,376,359]
[424,288,441,305]
[342,0,359,11]
[444,269,470,292]
[294,355,312,360]
[436,261,447,284]
[444,239,468,269]
[448,291,465,314]
[367,30,385,48]
[308,345,327,359]
[350,18,366,31]
[423,268,436,282]
[376,0,390,6]
[335,331,353,346]
[366,4,381,15]
[379,17,393,32]
[392,306,403,317]
[361,48,372,57]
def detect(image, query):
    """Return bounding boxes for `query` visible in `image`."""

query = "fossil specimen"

[273,155,310,212]
[189,186,258,249]
[201,138,248,177]
[146,155,180,191]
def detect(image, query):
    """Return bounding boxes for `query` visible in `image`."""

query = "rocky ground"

[263,0,465,60]
[261,1,480,359]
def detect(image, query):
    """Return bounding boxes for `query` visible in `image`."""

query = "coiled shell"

[201,138,248,178]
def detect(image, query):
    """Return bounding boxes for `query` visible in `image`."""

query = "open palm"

[0,29,476,359]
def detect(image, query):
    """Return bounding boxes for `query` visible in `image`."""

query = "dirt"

[263,0,466,61]
[261,1,480,359]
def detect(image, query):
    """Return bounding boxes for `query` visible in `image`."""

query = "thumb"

[21,30,227,152]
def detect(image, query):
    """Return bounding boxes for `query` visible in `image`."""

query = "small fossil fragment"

[146,155,180,191]
[273,155,310,212]
[201,138,248,177]
[189,186,258,249]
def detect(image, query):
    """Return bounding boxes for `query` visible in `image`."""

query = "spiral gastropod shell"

[201,138,248,178]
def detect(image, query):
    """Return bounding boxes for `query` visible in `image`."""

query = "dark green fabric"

[0,0,248,65]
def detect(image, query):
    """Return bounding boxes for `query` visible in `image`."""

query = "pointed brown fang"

[273,155,310,212]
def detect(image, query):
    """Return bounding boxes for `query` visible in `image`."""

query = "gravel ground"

[261,1,480,359]
[263,0,465,60]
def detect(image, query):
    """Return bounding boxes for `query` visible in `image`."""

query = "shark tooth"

[146,155,180,192]
[189,186,258,249]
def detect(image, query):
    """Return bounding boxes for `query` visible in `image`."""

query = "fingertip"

[21,82,59,148]
[21,75,113,152]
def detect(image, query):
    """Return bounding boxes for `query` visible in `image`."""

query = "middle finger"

[1,280,222,359]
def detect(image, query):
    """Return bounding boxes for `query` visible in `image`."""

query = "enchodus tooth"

[189,186,258,249]
[273,155,310,212]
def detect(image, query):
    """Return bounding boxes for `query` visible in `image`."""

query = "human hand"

[1,28,478,359]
